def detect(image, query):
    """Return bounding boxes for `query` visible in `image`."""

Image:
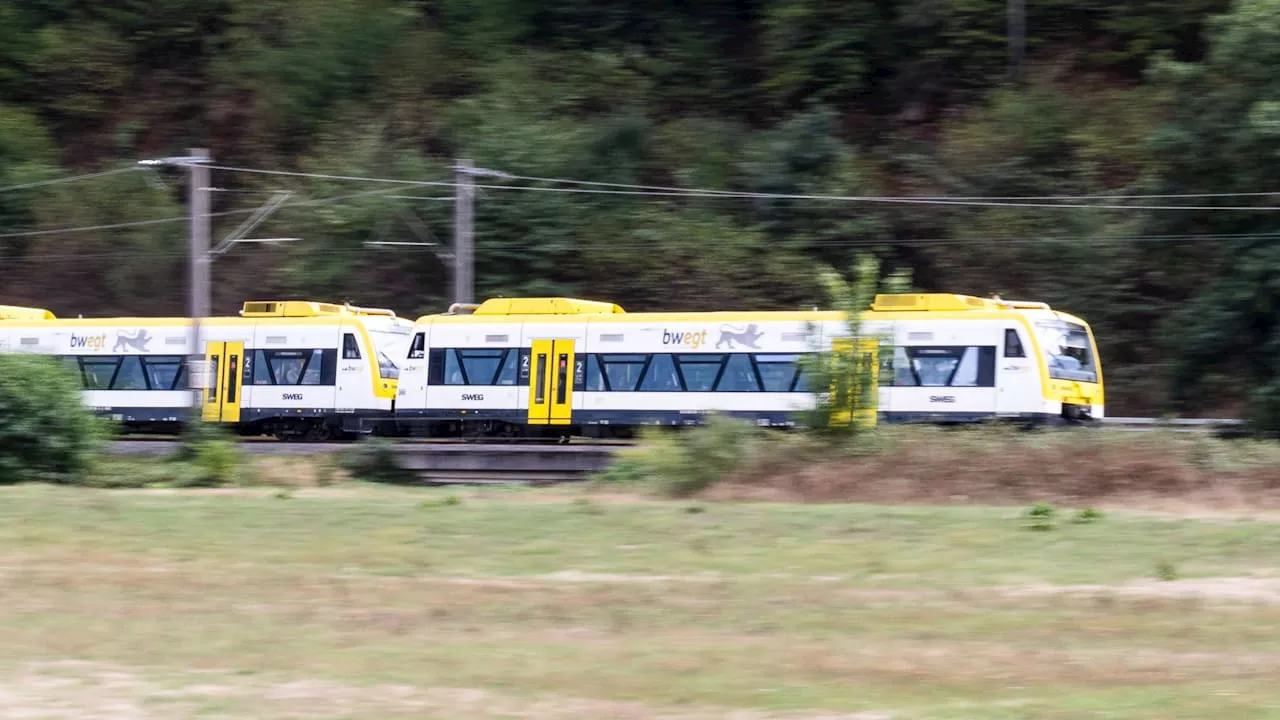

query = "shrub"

[173,421,245,487]
[339,436,417,484]
[0,354,105,484]
[595,414,767,498]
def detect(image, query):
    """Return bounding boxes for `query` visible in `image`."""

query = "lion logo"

[112,329,152,353]
[714,324,764,350]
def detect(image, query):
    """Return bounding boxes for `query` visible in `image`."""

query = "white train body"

[0,301,412,440]
[395,294,1104,435]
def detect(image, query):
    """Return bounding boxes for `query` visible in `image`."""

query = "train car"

[394,293,1103,438]
[0,300,413,440]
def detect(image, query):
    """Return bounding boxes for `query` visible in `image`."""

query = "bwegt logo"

[70,333,107,351]
[662,329,709,350]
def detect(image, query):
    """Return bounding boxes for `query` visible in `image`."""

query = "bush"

[173,421,245,487]
[339,436,417,484]
[596,414,768,498]
[0,354,105,484]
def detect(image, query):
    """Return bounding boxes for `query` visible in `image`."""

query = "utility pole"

[189,148,211,416]
[1008,0,1026,86]
[453,159,475,305]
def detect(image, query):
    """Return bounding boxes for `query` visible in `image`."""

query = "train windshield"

[368,326,410,380]
[1035,321,1097,383]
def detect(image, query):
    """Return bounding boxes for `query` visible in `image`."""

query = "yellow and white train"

[394,293,1103,438]
[0,300,413,440]
[1,292,1102,440]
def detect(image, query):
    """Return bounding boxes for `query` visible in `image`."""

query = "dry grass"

[686,427,1280,507]
[1,485,1280,718]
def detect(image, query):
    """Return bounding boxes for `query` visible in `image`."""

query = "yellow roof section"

[871,293,1004,312]
[0,305,56,320]
[472,297,626,316]
[240,300,398,318]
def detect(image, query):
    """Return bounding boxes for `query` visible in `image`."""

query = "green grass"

[0,483,1279,718]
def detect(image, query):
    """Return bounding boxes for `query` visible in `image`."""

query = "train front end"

[1033,313,1104,423]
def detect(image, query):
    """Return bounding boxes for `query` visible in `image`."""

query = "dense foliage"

[0,354,103,483]
[2,0,1277,422]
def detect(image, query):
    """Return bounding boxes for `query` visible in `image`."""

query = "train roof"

[0,300,412,328]
[412,294,1091,326]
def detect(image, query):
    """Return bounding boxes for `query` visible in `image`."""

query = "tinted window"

[427,348,445,385]
[408,332,426,359]
[342,333,362,360]
[584,355,607,390]
[756,354,800,392]
[459,349,505,385]
[111,356,147,390]
[677,354,724,391]
[1004,329,1026,358]
[717,354,760,391]
[601,355,647,391]
[81,358,119,390]
[144,358,183,390]
[639,354,680,391]
[444,349,465,385]
[496,351,518,386]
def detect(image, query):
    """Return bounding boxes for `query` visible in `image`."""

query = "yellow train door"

[528,339,575,425]
[201,341,244,423]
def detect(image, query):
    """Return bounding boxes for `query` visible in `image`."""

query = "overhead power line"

[0,166,143,194]
[193,162,1280,212]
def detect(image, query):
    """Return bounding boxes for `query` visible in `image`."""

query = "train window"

[111,356,148,390]
[408,333,426,360]
[907,347,962,387]
[269,351,308,385]
[144,357,183,390]
[1004,329,1026,358]
[717,354,761,392]
[951,348,982,387]
[584,355,607,390]
[495,351,518,386]
[207,355,219,403]
[556,354,569,403]
[444,349,466,385]
[898,346,996,387]
[534,354,547,403]
[57,356,85,385]
[639,354,680,391]
[676,354,724,392]
[459,349,505,385]
[251,350,273,385]
[342,333,362,360]
[427,349,445,385]
[301,350,328,385]
[600,354,646,391]
[756,354,800,392]
[80,357,119,390]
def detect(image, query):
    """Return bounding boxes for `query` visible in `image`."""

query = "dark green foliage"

[0,0,1274,427]
[595,414,768,498]
[0,354,104,484]
[340,436,417,484]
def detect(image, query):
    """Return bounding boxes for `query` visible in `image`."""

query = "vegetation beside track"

[0,484,1278,718]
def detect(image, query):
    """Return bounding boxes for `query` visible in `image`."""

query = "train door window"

[676,354,724,391]
[976,347,996,387]
[408,332,425,360]
[556,353,569,403]
[584,355,607,390]
[534,354,547,403]
[459,349,505,385]
[142,357,183,390]
[1004,329,1026,358]
[444,349,466,385]
[756,354,800,392]
[80,357,119,390]
[638,354,680,391]
[600,354,646,391]
[495,350,518,386]
[342,333,362,360]
[716,354,761,392]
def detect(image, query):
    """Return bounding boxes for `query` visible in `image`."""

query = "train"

[0,292,1103,440]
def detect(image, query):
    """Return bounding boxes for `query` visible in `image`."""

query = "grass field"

[2,483,1279,719]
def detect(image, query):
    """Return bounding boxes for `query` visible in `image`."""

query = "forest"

[1,0,1279,423]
